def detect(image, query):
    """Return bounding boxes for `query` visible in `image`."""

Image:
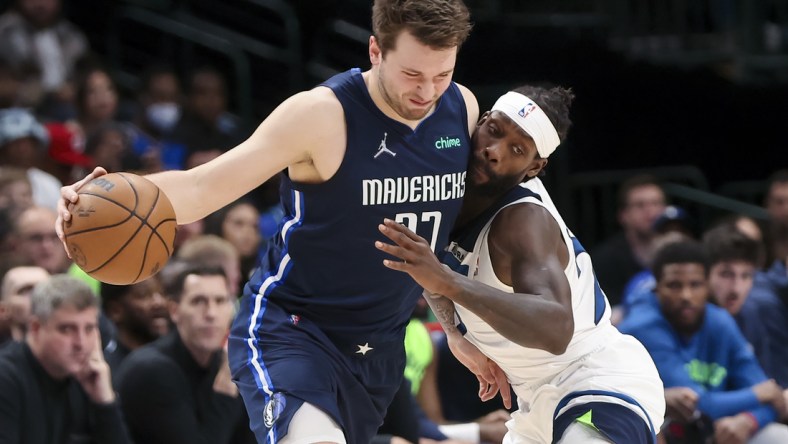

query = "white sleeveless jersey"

[451,178,616,388]
[444,178,665,442]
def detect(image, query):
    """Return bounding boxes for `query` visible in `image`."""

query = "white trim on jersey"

[246,190,304,397]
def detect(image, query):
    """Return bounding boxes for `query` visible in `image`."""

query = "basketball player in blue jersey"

[377,85,666,443]
[54,1,516,443]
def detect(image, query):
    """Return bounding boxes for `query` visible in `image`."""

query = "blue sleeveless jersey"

[244,68,471,343]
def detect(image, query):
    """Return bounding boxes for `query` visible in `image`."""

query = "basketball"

[64,172,178,285]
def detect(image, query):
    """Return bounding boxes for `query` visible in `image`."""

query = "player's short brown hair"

[372,0,472,55]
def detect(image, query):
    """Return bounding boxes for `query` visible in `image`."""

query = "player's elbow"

[546,314,574,355]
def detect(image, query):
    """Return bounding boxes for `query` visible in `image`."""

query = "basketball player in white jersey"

[377,85,665,443]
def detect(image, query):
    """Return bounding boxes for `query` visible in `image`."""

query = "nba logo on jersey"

[289,314,300,325]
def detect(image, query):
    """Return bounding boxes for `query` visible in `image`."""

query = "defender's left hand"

[376,218,453,297]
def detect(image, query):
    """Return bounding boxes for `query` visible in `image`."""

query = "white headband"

[491,91,560,158]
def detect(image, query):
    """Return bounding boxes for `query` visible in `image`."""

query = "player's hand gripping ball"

[64,172,177,284]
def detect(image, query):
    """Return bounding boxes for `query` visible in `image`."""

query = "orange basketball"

[64,172,177,285]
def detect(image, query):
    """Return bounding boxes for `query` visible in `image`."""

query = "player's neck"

[363,70,432,130]
[456,189,500,229]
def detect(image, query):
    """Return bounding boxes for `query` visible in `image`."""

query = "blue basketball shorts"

[228,297,406,444]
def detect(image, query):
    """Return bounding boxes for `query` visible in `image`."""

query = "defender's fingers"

[382,218,424,242]
[491,365,512,409]
[377,224,412,247]
[480,382,499,402]
[476,375,489,399]
[374,239,411,261]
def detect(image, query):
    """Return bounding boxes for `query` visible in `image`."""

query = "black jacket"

[0,341,132,444]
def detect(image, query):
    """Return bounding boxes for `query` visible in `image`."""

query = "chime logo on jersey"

[434,136,462,150]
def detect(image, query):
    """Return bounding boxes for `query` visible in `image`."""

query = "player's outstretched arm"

[377,203,574,354]
[56,88,345,252]
[145,88,344,224]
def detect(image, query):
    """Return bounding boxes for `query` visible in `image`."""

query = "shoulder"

[704,304,738,331]
[0,344,27,394]
[284,87,344,118]
[0,344,21,377]
[454,83,478,109]
[701,305,750,347]
[453,82,479,131]
[267,87,345,137]
[492,201,557,241]
[749,283,784,310]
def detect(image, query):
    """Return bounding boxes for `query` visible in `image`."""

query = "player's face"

[372,31,456,122]
[32,305,98,379]
[708,260,754,315]
[467,111,545,194]
[120,278,170,341]
[656,263,708,335]
[171,274,233,359]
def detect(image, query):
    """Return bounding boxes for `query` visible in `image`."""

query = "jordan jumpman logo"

[374,132,397,158]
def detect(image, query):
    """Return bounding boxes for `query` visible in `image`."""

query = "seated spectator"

[619,241,788,443]
[0,265,49,346]
[204,198,261,283]
[715,213,767,269]
[8,207,71,274]
[115,263,254,444]
[0,274,131,444]
[0,0,89,109]
[8,205,70,274]
[176,234,241,297]
[43,121,93,185]
[592,174,667,308]
[70,61,119,139]
[100,277,169,373]
[0,108,62,210]
[764,169,788,265]
[170,65,246,155]
[749,253,788,389]
[701,221,788,397]
[619,205,694,320]
[704,223,760,326]
[173,218,205,254]
[128,63,186,171]
[0,57,22,109]
[83,122,142,173]
[0,166,34,220]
